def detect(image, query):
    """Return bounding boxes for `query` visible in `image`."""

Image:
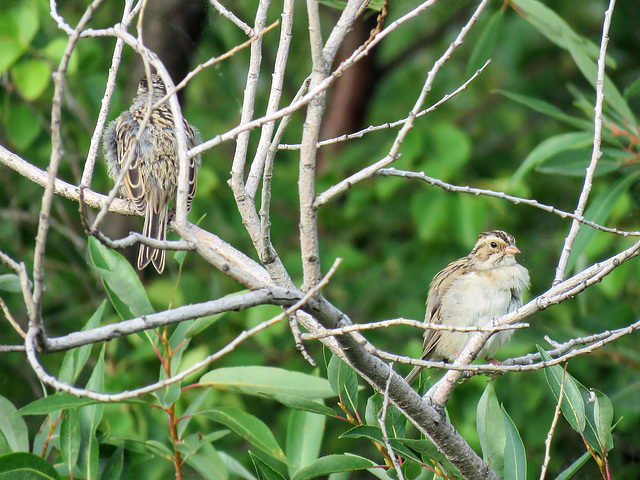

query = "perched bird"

[405,230,530,384]
[103,74,201,273]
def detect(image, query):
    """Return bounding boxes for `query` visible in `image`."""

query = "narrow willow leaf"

[340,425,422,464]
[477,383,505,477]
[539,348,585,433]
[290,454,376,480]
[503,408,526,480]
[263,392,338,418]
[498,90,593,131]
[467,10,503,77]
[567,171,640,272]
[0,452,60,479]
[88,237,154,319]
[0,395,28,452]
[555,451,591,480]
[251,451,286,480]
[286,407,325,477]
[511,131,593,184]
[202,407,287,463]
[200,367,334,399]
[327,355,359,414]
[59,409,81,472]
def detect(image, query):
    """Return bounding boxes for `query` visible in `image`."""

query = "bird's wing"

[185,120,201,212]
[115,114,146,215]
[421,257,469,359]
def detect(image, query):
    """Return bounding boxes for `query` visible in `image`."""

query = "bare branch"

[209,0,253,35]
[554,0,617,284]
[313,0,491,207]
[377,168,640,237]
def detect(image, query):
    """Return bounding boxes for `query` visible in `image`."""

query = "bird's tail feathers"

[138,204,168,274]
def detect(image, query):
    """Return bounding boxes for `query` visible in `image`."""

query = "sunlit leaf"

[200,367,334,399]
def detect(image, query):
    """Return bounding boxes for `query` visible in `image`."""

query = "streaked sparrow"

[405,230,529,384]
[103,74,201,273]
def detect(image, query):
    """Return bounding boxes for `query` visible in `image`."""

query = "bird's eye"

[490,241,498,249]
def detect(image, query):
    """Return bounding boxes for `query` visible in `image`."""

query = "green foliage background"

[1,0,639,478]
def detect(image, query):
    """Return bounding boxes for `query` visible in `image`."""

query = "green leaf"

[58,302,105,384]
[399,438,459,473]
[0,275,21,293]
[0,396,28,453]
[88,237,154,320]
[251,452,286,480]
[77,346,106,479]
[327,355,359,415]
[220,451,257,480]
[177,390,211,438]
[0,40,24,74]
[555,451,591,480]
[511,0,635,125]
[502,408,526,480]
[59,409,81,471]
[200,367,334,399]
[2,101,42,150]
[535,148,621,177]
[12,59,51,101]
[539,348,585,433]
[100,444,124,480]
[286,407,326,477]
[566,171,640,272]
[263,393,338,418]
[417,123,472,181]
[511,132,593,184]
[624,74,640,100]
[477,383,505,477]
[154,320,193,408]
[0,452,60,479]
[290,454,376,480]
[593,390,614,453]
[498,90,593,131]
[580,388,614,456]
[0,1,40,48]
[511,0,602,63]
[566,42,636,125]
[18,392,144,416]
[183,310,226,338]
[202,407,286,463]
[340,425,421,464]
[184,442,228,480]
[467,10,503,77]
[43,38,79,75]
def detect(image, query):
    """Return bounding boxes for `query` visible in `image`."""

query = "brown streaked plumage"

[103,74,201,273]
[405,230,529,385]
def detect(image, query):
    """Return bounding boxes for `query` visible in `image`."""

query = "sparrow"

[103,74,201,273]
[405,230,530,384]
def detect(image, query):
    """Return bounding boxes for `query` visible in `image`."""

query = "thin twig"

[33,0,105,325]
[209,0,253,35]
[279,59,491,151]
[0,297,26,339]
[313,0,491,208]
[378,362,404,480]
[300,318,527,341]
[377,168,640,237]
[539,365,568,480]
[25,259,340,401]
[554,0,617,284]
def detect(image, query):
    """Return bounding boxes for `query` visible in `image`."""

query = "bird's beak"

[504,244,520,255]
